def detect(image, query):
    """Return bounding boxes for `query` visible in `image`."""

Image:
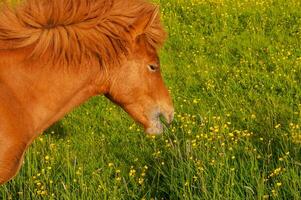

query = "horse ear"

[130,6,159,38]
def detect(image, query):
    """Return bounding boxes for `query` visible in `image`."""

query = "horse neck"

[0,49,106,137]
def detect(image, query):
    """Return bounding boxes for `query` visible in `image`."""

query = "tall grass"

[1,0,301,199]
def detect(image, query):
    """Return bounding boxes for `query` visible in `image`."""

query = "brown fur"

[0,0,173,185]
[0,0,166,66]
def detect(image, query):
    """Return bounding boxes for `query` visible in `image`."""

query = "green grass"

[1,0,301,199]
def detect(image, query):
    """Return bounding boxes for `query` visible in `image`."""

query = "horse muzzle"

[145,106,174,135]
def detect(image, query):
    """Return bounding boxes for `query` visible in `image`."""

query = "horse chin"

[145,119,163,135]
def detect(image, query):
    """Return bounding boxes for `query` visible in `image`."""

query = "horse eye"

[148,64,158,72]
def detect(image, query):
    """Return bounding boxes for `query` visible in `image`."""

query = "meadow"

[1,0,301,199]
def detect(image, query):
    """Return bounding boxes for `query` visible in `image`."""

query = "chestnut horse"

[0,0,174,185]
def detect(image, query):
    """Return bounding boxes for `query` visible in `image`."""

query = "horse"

[0,0,174,185]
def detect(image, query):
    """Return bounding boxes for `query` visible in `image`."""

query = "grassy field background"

[1,0,301,199]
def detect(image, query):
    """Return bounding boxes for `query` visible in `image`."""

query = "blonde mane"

[0,0,166,66]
